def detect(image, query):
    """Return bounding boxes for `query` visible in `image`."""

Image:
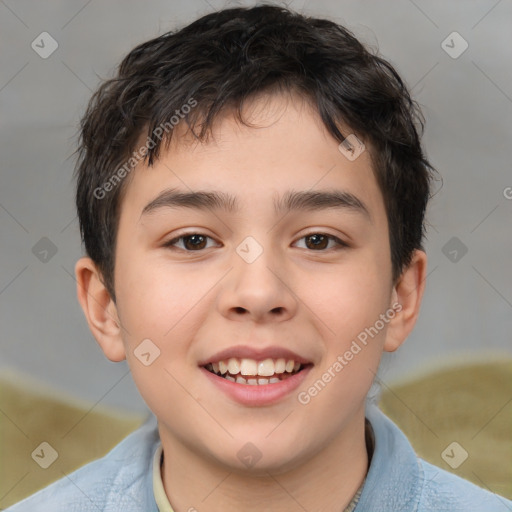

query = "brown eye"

[294,233,347,251]
[305,234,329,250]
[182,234,207,250]
[164,233,217,251]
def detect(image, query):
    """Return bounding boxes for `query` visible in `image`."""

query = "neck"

[158,407,369,512]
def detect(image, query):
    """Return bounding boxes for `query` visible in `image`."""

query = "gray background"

[1,0,511,414]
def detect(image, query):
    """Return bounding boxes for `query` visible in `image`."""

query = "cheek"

[114,256,221,390]
[116,256,208,340]
[298,257,391,345]
[114,257,211,413]
[295,257,391,407]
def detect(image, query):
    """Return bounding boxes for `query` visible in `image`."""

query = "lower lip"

[200,365,312,406]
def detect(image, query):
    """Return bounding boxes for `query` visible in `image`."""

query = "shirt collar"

[153,443,174,512]
[354,404,422,511]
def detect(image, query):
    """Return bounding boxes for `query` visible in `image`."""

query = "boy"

[7,4,512,511]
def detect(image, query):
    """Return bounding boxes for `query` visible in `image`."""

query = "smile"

[204,357,306,386]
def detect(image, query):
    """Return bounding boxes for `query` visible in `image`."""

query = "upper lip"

[198,345,312,366]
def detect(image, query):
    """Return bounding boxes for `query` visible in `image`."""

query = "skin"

[76,92,427,512]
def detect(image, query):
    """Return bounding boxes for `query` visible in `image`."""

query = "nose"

[216,242,298,324]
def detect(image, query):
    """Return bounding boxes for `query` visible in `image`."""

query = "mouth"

[202,357,312,386]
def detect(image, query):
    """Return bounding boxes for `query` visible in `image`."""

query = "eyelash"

[162,232,348,252]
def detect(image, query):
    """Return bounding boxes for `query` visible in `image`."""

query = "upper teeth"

[210,358,301,377]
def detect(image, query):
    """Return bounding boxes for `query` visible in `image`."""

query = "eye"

[163,232,347,252]
[294,233,348,251]
[163,233,219,251]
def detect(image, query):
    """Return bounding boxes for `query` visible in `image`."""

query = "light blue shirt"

[6,405,512,511]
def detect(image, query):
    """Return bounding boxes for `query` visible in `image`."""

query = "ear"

[75,257,126,362]
[383,250,427,352]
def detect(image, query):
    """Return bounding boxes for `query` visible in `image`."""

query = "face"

[109,93,398,473]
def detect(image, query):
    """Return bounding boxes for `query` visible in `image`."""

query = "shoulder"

[359,405,512,512]
[5,415,160,512]
[416,458,512,512]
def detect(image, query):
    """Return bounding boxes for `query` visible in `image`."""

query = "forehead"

[120,92,386,226]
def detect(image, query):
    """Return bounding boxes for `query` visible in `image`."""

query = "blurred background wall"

[1,0,511,414]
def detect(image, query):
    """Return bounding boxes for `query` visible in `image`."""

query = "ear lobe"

[75,257,126,362]
[383,250,427,353]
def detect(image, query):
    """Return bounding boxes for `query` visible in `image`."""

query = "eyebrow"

[140,187,371,221]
